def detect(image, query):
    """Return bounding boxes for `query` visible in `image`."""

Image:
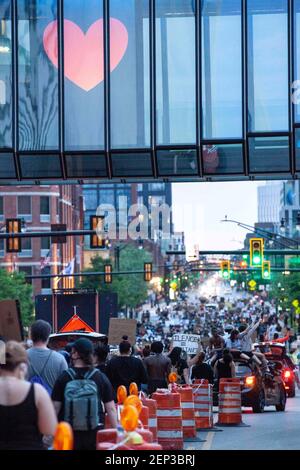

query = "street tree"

[0,269,34,327]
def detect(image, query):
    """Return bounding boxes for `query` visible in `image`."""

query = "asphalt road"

[185,391,300,450]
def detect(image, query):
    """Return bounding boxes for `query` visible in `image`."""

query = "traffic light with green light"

[250,238,264,267]
[262,260,271,280]
[221,260,230,279]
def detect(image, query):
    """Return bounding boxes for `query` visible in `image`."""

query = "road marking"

[202,432,215,450]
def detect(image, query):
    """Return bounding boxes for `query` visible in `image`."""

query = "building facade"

[0,185,83,295]
[1,1,300,184]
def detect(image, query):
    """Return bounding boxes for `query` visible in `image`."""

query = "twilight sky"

[172,181,263,252]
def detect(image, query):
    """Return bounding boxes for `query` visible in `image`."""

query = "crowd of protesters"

[1,289,300,450]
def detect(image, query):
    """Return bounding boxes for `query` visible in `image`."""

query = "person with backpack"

[27,320,68,394]
[52,338,117,450]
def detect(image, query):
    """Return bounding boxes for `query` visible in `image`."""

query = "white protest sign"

[172,334,201,355]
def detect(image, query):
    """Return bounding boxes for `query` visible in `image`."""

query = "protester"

[191,352,214,384]
[94,343,110,374]
[168,347,189,384]
[27,320,68,394]
[106,336,148,396]
[0,341,57,450]
[52,338,117,450]
[214,349,236,384]
[143,341,171,394]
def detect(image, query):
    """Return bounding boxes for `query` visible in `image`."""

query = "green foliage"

[79,245,152,309]
[0,269,34,327]
[269,272,300,312]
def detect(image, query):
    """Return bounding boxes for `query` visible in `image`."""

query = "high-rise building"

[0,185,83,296]
[257,182,282,224]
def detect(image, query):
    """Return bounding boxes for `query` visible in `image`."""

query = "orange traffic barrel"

[152,389,183,450]
[192,380,213,430]
[177,385,196,440]
[141,397,158,442]
[97,428,154,445]
[97,441,163,451]
[217,378,244,426]
[139,404,149,429]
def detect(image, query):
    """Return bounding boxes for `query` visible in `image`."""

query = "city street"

[185,393,300,451]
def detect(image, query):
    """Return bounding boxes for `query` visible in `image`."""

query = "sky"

[172,181,263,253]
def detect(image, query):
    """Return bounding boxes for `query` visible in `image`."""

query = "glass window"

[18,0,59,150]
[202,144,244,175]
[202,0,242,139]
[41,265,51,289]
[99,190,114,206]
[65,154,107,178]
[19,154,62,178]
[18,196,31,215]
[40,196,50,215]
[0,238,4,256]
[248,136,290,173]
[41,236,50,250]
[148,183,165,191]
[18,266,32,284]
[0,1,12,148]
[247,0,289,132]
[110,0,150,149]
[0,153,16,178]
[294,1,300,122]
[156,0,196,145]
[21,237,31,251]
[111,152,153,177]
[84,190,98,210]
[295,128,300,171]
[157,149,198,176]
[64,0,104,151]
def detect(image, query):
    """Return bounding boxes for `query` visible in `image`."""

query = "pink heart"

[43,19,128,91]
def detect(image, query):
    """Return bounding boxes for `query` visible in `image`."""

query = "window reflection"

[18,0,59,150]
[156,0,196,145]
[247,0,289,132]
[202,0,242,139]
[0,1,12,149]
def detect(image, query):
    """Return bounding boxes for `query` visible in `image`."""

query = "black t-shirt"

[191,363,214,384]
[105,356,148,394]
[171,358,188,384]
[51,367,114,422]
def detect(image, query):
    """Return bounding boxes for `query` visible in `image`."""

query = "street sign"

[248,280,257,288]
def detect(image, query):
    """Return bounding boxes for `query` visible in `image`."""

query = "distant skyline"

[172,181,265,252]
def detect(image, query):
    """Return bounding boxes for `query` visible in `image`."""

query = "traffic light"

[144,262,152,282]
[220,260,230,279]
[6,219,21,253]
[90,215,105,249]
[262,260,271,280]
[250,238,264,267]
[104,264,112,284]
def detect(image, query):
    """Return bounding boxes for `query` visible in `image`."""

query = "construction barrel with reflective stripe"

[177,385,196,439]
[152,389,183,450]
[192,379,213,430]
[217,378,242,425]
[139,404,149,429]
[141,397,157,442]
